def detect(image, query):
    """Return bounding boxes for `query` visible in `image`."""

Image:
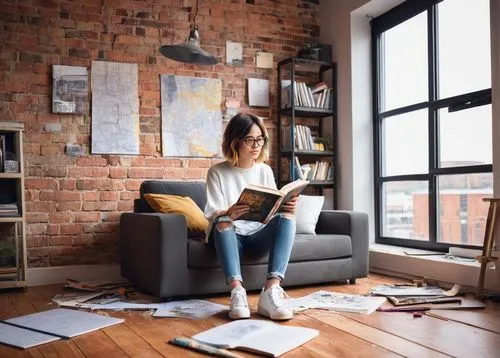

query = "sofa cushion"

[140,181,206,211]
[295,195,324,234]
[187,234,352,269]
[143,193,209,233]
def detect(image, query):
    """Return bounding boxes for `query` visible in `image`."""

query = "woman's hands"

[226,203,250,220]
[281,195,298,215]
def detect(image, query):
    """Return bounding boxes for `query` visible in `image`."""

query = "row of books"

[281,81,333,109]
[294,158,333,181]
[281,125,327,151]
[0,202,19,217]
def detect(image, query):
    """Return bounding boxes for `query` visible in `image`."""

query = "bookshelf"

[277,57,337,208]
[0,121,27,289]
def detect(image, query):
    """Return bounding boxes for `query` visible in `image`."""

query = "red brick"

[75,212,101,222]
[25,178,58,190]
[67,167,110,178]
[48,212,73,224]
[117,200,134,211]
[100,191,120,201]
[60,223,84,235]
[54,191,82,202]
[26,213,49,223]
[83,191,100,201]
[57,202,82,211]
[82,201,117,211]
[76,157,108,166]
[109,167,127,178]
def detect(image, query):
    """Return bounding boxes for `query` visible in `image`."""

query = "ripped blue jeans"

[209,214,296,284]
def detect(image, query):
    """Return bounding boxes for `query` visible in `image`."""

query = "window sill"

[369,244,500,292]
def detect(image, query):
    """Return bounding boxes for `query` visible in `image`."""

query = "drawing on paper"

[52,65,88,114]
[161,75,222,157]
[91,61,139,155]
[226,41,243,66]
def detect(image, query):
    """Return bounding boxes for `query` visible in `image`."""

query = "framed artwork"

[52,65,88,114]
[161,75,222,157]
[248,78,270,107]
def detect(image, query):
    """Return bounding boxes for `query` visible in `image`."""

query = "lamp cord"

[192,0,199,29]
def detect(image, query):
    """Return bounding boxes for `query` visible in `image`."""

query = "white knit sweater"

[204,160,276,242]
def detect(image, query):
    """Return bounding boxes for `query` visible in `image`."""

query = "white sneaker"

[229,286,250,319]
[257,284,293,320]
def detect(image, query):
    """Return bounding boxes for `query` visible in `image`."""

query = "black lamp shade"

[160,28,217,66]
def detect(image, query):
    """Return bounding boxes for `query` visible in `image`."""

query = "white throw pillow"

[295,195,325,234]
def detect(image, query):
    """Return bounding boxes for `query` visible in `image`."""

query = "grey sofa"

[120,180,369,298]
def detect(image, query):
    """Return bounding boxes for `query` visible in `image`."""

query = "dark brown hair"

[222,113,269,166]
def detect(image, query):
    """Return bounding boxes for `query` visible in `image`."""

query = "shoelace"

[270,286,290,307]
[231,290,248,308]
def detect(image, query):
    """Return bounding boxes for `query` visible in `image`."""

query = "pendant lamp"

[159,0,218,65]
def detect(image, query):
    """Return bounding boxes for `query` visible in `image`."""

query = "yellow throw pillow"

[143,193,208,232]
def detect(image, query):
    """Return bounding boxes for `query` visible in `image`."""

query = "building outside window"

[371,0,492,250]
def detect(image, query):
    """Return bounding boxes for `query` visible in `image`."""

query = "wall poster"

[91,61,139,155]
[161,75,222,157]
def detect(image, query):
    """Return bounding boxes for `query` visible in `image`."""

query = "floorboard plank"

[341,310,500,358]
[305,310,450,357]
[289,312,403,357]
[72,329,129,358]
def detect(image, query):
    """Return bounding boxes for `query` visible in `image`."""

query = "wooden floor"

[1,273,499,357]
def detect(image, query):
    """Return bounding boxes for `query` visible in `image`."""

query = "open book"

[192,319,319,357]
[236,179,309,223]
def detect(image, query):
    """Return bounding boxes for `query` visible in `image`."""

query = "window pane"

[437,174,493,245]
[439,105,492,168]
[383,181,429,240]
[383,110,428,176]
[382,12,427,111]
[438,0,491,98]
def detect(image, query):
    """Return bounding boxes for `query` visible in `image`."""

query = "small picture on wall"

[52,65,88,114]
[248,78,269,107]
[226,41,243,66]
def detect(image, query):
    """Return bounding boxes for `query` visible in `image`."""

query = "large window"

[372,0,492,250]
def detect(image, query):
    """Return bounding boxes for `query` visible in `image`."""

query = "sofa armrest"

[316,210,369,279]
[120,212,189,297]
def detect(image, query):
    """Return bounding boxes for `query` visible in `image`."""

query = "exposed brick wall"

[0,0,320,267]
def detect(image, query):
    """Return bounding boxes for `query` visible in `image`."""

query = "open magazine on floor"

[192,319,319,357]
[236,179,309,223]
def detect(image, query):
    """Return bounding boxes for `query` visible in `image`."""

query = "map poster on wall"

[52,65,88,114]
[161,75,222,157]
[91,61,139,155]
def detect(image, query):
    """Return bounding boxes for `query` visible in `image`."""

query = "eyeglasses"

[241,136,267,147]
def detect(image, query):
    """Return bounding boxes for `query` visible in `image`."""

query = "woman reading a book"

[204,113,297,321]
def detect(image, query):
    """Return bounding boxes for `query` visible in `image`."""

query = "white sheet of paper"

[256,52,273,68]
[370,285,447,296]
[5,308,124,338]
[152,299,228,319]
[0,322,60,349]
[286,290,386,314]
[248,78,269,107]
[226,41,243,65]
[84,299,227,320]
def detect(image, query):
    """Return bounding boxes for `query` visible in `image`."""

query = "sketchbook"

[5,308,124,339]
[286,290,386,315]
[192,319,319,357]
[0,322,60,349]
[236,179,309,223]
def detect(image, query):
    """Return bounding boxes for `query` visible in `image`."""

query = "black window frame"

[371,0,493,251]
